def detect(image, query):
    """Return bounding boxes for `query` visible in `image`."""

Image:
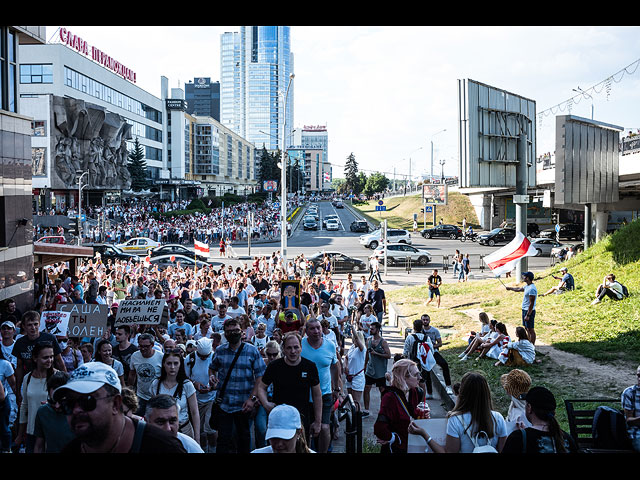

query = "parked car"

[420,224,463,239]
[478,228,517,247]
[529,238,563,257]
[325,219,340,231]
[116,237,161,254]
[350,220,370,233]
[149,254,210,270]
[151,244,210,262]
[540,223,584,241]
[373,243,432,266]
[359,228,412,249]
[303,218,319,230]
[87,243,139,262]
[307,251,368,273]
[36,236,66,244]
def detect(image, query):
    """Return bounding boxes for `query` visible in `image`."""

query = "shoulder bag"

[209,343,245,430]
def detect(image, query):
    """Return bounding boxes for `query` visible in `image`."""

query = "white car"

[359,228,412,249]
[529,238,562,257]
[116,237,160,254]
[325,219,340,231]
[373,243,431,266]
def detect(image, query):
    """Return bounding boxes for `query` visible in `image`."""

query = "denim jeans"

[253,406,268,449]
[217,409,252,454]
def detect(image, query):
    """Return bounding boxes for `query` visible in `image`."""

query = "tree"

[363,172,390,197]
[344,153,359,194]
[356,171,368,196]
[127,138,148,191]
[332,178,347,193]
[256,146,281,192]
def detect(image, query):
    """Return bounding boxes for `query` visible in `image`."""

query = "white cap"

[196,337,212,355]
[265,404,301,441]
[53,362,122,400]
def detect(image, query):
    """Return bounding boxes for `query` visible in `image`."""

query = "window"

[20,64,53,84]
[32,147,46,176]
[32,120,46,136]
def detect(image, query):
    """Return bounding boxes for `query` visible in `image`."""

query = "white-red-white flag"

[194,240,210,258]
[483,231,537,276]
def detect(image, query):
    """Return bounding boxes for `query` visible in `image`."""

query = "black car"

[303,218,319,230]
[88,243,139,262]
[478,228,517,246]
[421,224,463,239]
[350,220,370,233]
[149,255,211,270]
[503,222,540,237]
[151,244,210,262]
[308,251,367,273]
[540,223,584,241]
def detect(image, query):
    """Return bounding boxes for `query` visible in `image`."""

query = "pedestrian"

[0,347,16,452]
[367,280,387,324]
[505,271,537,345]
[185,338,217,453]
[426,269,442,307]
[145,394,204,453]
[128,332,164,416]
[452,249,461,279]
[501,386,578,453]
[344,330,367,411]
[56,362,186,453]
[300,317,340,453]
[420,314,453,395]
[33,371,75,453]
[363,321,391,418]
[251,404,314,453]
[208,317,266,454]
[373,358,424,453]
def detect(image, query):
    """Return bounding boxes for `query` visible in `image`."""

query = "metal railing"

[337,393,363,453]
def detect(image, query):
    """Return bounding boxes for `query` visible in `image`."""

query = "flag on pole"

[483,231,537,276]
[194,240,210,258]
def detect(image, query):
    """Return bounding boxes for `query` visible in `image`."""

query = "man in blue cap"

[506,272,537,346]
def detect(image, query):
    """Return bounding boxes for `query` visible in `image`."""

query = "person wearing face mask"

[208,318,266,454]
[58,336,83,374]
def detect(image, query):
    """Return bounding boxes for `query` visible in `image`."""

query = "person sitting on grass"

[458,313,493,360]
[592,274,625,305]
[494,326,537,367]
[540,267,574,297]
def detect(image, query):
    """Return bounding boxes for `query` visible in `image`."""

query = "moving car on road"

[373,243,432,266]
[307,251,368,273]
[350,220,370,233]
[359,228,412,249]
[420,224,463,239]
[149,254,210,270]
[539,223,584,241]
[303,218,319,230]
[151,244,210,262]
[325,219,340,231]
[477,228,516,247]
[116,237,161,254]
[323,214,340,228]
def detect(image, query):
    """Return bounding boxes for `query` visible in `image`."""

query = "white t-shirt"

[129,350,164,400]
[446,411,507,453]
[150,379,197,426]
[184,352,215,403]
[177,431,204,453]
[346,344,366,376]
[360,314,377,336]
[227,306,246,318]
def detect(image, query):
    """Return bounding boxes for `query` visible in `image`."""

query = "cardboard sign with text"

[114,299,166,327]
[41,310,71,337]
[58,304,110,338]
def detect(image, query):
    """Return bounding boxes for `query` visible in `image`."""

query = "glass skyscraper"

[221,26,294,151]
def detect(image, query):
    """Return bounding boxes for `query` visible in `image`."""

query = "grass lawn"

[386,218,640,433]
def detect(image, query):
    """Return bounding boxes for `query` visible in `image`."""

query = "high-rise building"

[220,26,294,151]
[185,77,220,120]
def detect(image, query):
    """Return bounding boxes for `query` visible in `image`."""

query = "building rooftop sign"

[58,28,137,84]
[303,125,326,131]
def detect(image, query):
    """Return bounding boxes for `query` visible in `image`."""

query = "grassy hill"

[386,218,640,429]
[351,191,479,230]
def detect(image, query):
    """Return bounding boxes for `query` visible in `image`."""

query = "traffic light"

[493,204,499,217]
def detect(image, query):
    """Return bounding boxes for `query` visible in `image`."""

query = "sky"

[46,25,640,180]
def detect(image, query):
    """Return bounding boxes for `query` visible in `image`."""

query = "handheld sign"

[41,310,71,337]
[114,299,166,327]
[58,304,110,338]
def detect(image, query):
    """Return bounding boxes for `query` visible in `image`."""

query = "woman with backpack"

[409,371,507,453]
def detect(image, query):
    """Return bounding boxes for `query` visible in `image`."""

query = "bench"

[564,398,635,453]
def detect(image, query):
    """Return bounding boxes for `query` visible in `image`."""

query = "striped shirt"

[209,342,266,413]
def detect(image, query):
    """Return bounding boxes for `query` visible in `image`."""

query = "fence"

[321,254,489,275]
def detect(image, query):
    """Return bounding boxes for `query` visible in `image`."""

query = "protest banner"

[40,310,71,337]
[58,303,110,338]
[114,299,166,327]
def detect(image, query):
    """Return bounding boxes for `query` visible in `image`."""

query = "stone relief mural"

[50,95,132,190]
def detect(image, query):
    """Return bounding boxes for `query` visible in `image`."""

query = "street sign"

[273,202,280,208]
[375,206,386,211]
[555,224,560,233]
[425,206,433,213]
[378,200,384,206]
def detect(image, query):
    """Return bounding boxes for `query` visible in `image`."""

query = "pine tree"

[344,153,359,194]
[127,138,149,191]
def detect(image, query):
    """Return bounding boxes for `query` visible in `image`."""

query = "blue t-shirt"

[301,337,337,396]
[522,283,538,311]
[169,322,193,338]
[562,273,575,290]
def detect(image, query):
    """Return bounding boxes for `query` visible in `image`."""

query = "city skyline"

[45,25,640,181]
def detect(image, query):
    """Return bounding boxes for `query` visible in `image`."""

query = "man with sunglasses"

[128,333,164,416]
[55,362,185,453]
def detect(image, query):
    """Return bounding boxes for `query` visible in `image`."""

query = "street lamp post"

[76,171,89,245]
[573,86,594,120]
[280,73,295,266]
[430,129,446,226]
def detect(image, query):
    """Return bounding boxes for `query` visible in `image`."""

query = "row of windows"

[63,66,162,123]
[1,27,18,113]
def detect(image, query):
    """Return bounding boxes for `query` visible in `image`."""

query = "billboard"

[422,183,448,205]
[263,180,278,192]
[458,79,537,189]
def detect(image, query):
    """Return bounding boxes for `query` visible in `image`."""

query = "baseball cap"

[522,271,534,280]
[1,320,15,329]
[53,362,122,400]
[265,404,301,441]
[560,267,568,272]
[521,386,556,411]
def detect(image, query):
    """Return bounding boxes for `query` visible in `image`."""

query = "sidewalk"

[330,325,451,453]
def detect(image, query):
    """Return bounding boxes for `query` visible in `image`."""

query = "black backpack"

[620,284,630,298]
[591,406,632,450]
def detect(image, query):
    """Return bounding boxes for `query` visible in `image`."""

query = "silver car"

[529,238,562,256]
[373,243,431,266]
